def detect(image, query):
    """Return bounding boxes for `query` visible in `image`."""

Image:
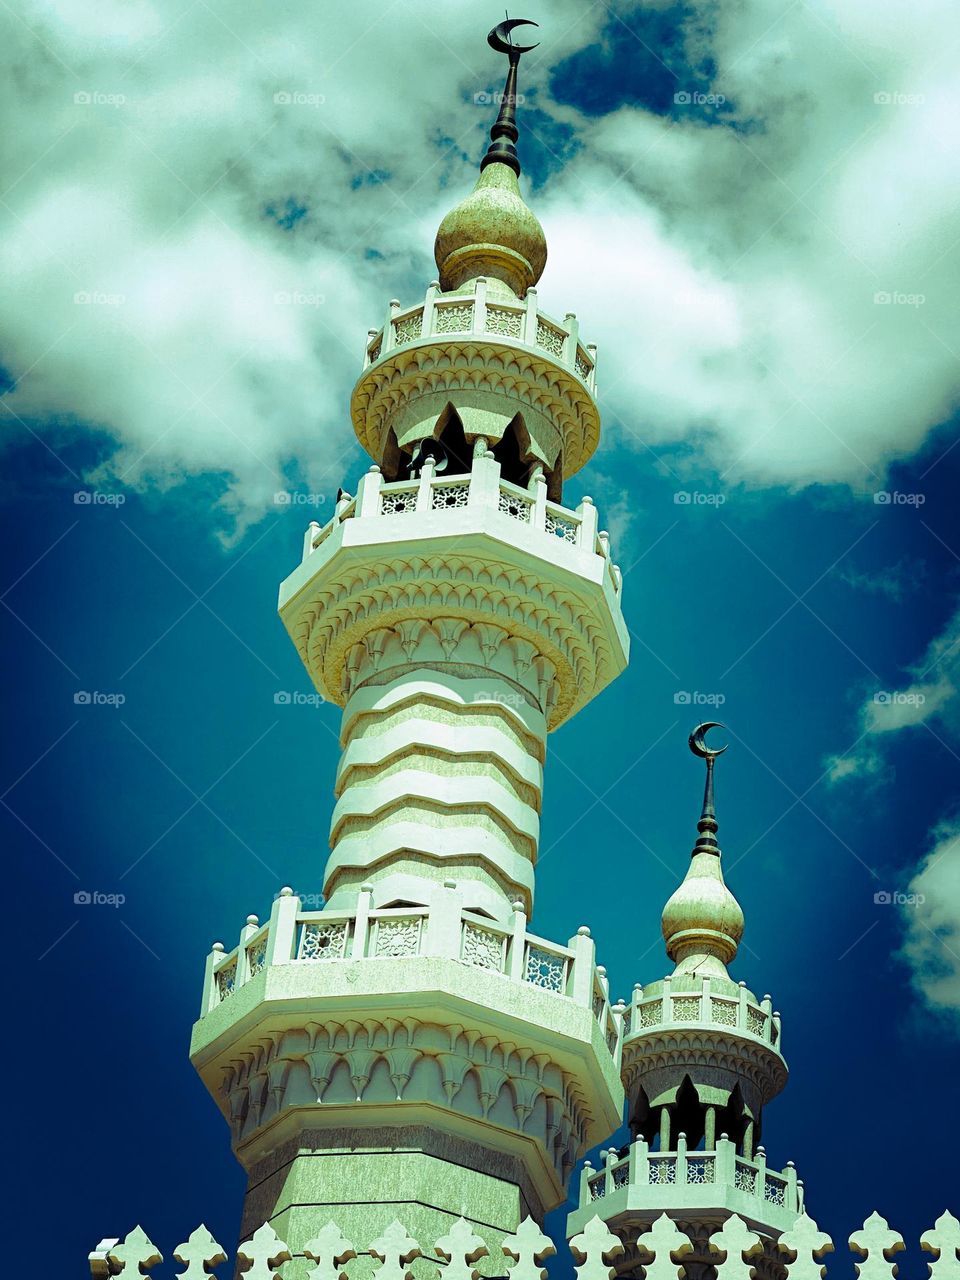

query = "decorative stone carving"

[850,1213,906,1280]
[636,1213,693,1280]
[708,1214,763,1280]
[502,1217,556,1280]
[236,1222,291,1278]
[173,1225,227,1279]
[303,1222,358,1280]
[569,1215,625,1280]
[778,1215,834,1280]
[921,1211,960,1280]
[434,1216,490,1280]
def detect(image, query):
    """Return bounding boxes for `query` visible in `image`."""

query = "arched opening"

[716,1083,750,1153]
[673,1075,705,1149]
[492,413,533,487]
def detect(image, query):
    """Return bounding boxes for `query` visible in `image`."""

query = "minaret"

[189,21,628,1273]
[568,724,802,1278]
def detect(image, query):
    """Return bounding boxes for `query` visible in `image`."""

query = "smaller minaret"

[567,725,804,1275]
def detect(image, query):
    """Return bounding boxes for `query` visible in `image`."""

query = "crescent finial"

[688,721,728,760]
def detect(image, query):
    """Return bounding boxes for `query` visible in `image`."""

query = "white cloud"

[900,821,960,1022]
[2,0,960,530]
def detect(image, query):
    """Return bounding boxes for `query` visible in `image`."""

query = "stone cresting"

[88,1210,960,1279]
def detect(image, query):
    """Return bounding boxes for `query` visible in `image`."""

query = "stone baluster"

[577,495,598,550]
[598,529,611,560]
[424,879,462,958]
[569,1214,625,1280]
[422,280,440,336]
[563,312,580,370]
[303,1221,358,1280]
[579,1158,596,1208]
[265,886,300,966]
[435,1216,489,1280]
[364,327,378,368]
[383,298,401,354]
[303,520,320,561]
[237,1222,292,1278]
[778,1214,834,1280]
[587,342,598,392]
[235,914,259,988]
[716,1134,737,1185]
[568,925,596,1007]
[356,464,383,518]
[600,1146,617,1197]
[173,1225,227,1279]
[755,1144,768,1198]
[509,899,529,981]
[610,999,626,1066]
[629,1134,647,1185]
[785,1160,799,1212]
[503,1216,556,1280]
[523,287,539,346]
[737,979,750,1030]
[636,1213,693,1280]
[921,1210,960,1280]
[200,941,224,1014]
[468,446,501,510]
[676,1131,688,1184]
[849,1212,906,1280]
[473,276,488,333]
[352,882,374,959]
[415,455,436,512]
[531,467,548,531]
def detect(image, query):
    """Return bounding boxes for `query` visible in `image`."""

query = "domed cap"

[661,723,744,976]
[434,162,547,296]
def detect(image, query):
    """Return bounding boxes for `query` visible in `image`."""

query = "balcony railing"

[579,1134,802,1220]
[624,975,782,1051]
[298,455,623,598]
[199,888,624,1067]
[361,278,597,392]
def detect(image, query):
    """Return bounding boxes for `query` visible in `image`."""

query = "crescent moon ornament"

[488,17,540,56]
[689,721,728,760]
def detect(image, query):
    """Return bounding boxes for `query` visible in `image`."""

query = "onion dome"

[661,723,744,976]
[433,18,546,298]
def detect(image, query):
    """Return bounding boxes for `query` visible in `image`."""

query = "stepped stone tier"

[190,24,628,1274]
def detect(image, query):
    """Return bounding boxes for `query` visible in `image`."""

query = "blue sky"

[3,0,959,1272]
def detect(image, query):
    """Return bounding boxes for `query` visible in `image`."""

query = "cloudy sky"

[4,0,958,1269]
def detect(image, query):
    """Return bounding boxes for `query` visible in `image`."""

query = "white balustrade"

[361,281,597,392]
[626,978,782,1051]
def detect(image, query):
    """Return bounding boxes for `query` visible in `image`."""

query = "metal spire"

[688,721,728,855]
[481,17,539,176]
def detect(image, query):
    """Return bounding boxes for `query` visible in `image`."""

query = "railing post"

[677,1131,688,1184]
[598,529,611,560]
[755,1145,768,1199]
[356,465,383,518]
[630,1135,645,1185]
[425,879,463,958]
[700,973,711,1022]
[577,495,598,550]
[773,1009,782,1049]
[473,277,488,334]
[382,298,401,353]
[579,1160,594,1209]
[532,470,548,532]
[611,999,626,1069]
[352,882,374,959]
[587,342,598,393]
[568,925,596,1007]
[663,973,673,1020]
[423,280,440,336]
[738,979,750,1030]
[265,887,300,966]
[602,1147,616,1197]
[415,455,436,512]
[523,287,539,345]
[236,914,259,987]
[363,327,378,369]
[785,1161,798,1213]
[563,311,580,369]
[716,1134,736,1186]
[302,521,320,562]
[468,448,501,511]
[201,941,224,1014]
[508,898,528,981]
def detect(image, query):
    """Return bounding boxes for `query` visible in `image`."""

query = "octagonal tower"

[190,24,628,1276]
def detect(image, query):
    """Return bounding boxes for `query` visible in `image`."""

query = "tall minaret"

[189,20,628,1272]
[568,724,803,1278]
